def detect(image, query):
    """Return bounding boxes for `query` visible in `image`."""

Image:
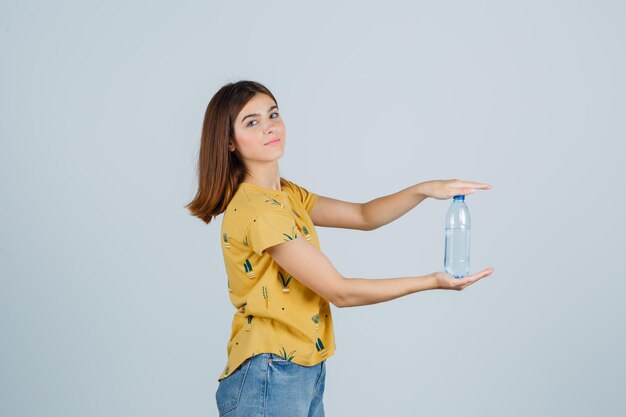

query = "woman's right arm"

[266,237,493,308]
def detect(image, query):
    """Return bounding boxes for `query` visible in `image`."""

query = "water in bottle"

[444,195,471,278]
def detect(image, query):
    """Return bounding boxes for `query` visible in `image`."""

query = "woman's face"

[230,93,286,163]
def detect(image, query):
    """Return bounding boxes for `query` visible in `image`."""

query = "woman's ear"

[228,141,236,152]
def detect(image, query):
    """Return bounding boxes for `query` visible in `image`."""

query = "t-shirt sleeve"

[246,210,300,256]
[289,180,319,214]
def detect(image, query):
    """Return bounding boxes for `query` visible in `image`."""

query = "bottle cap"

[453,195,465,200]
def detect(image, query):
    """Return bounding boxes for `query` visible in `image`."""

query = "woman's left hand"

[417,179,492,200]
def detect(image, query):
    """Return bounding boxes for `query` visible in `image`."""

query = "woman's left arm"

[309,179,491,231]
[361,179,492,231]
[359,183,427,231]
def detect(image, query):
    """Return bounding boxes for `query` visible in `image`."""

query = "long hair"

[185,80,279,224]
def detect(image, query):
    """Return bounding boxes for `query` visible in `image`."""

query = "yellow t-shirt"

[217,177,336,381]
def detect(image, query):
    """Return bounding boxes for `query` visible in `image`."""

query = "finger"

[459,277,479,289]
[465,268,493,284]
[471,268,493,279]
[451,186,477,195]
[452,185,488,195]
[449,267,493,285]
[461,181,492,190]
[473,268,494,281]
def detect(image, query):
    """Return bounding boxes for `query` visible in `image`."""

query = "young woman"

[186,80,494,417]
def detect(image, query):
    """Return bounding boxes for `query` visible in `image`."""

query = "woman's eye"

[247,113,279,127]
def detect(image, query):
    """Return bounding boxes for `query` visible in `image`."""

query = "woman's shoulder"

[281,177,314,196]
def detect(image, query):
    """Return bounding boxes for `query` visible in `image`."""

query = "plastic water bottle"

[444,195,471,278]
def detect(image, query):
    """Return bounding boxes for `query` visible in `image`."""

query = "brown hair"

[185,80,279,224]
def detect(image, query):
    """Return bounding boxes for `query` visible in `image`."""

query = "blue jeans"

[215,353,326,417]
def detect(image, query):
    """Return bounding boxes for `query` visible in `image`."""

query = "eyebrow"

[241,105,279,124]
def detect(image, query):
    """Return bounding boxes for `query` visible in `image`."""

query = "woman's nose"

[264,121,277,134]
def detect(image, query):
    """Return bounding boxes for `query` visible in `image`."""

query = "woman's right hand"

[430,267,494,290]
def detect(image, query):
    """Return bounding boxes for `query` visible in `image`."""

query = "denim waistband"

[250,352,325,366]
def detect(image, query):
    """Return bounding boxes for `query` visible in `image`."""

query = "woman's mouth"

[265,138,281,145]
